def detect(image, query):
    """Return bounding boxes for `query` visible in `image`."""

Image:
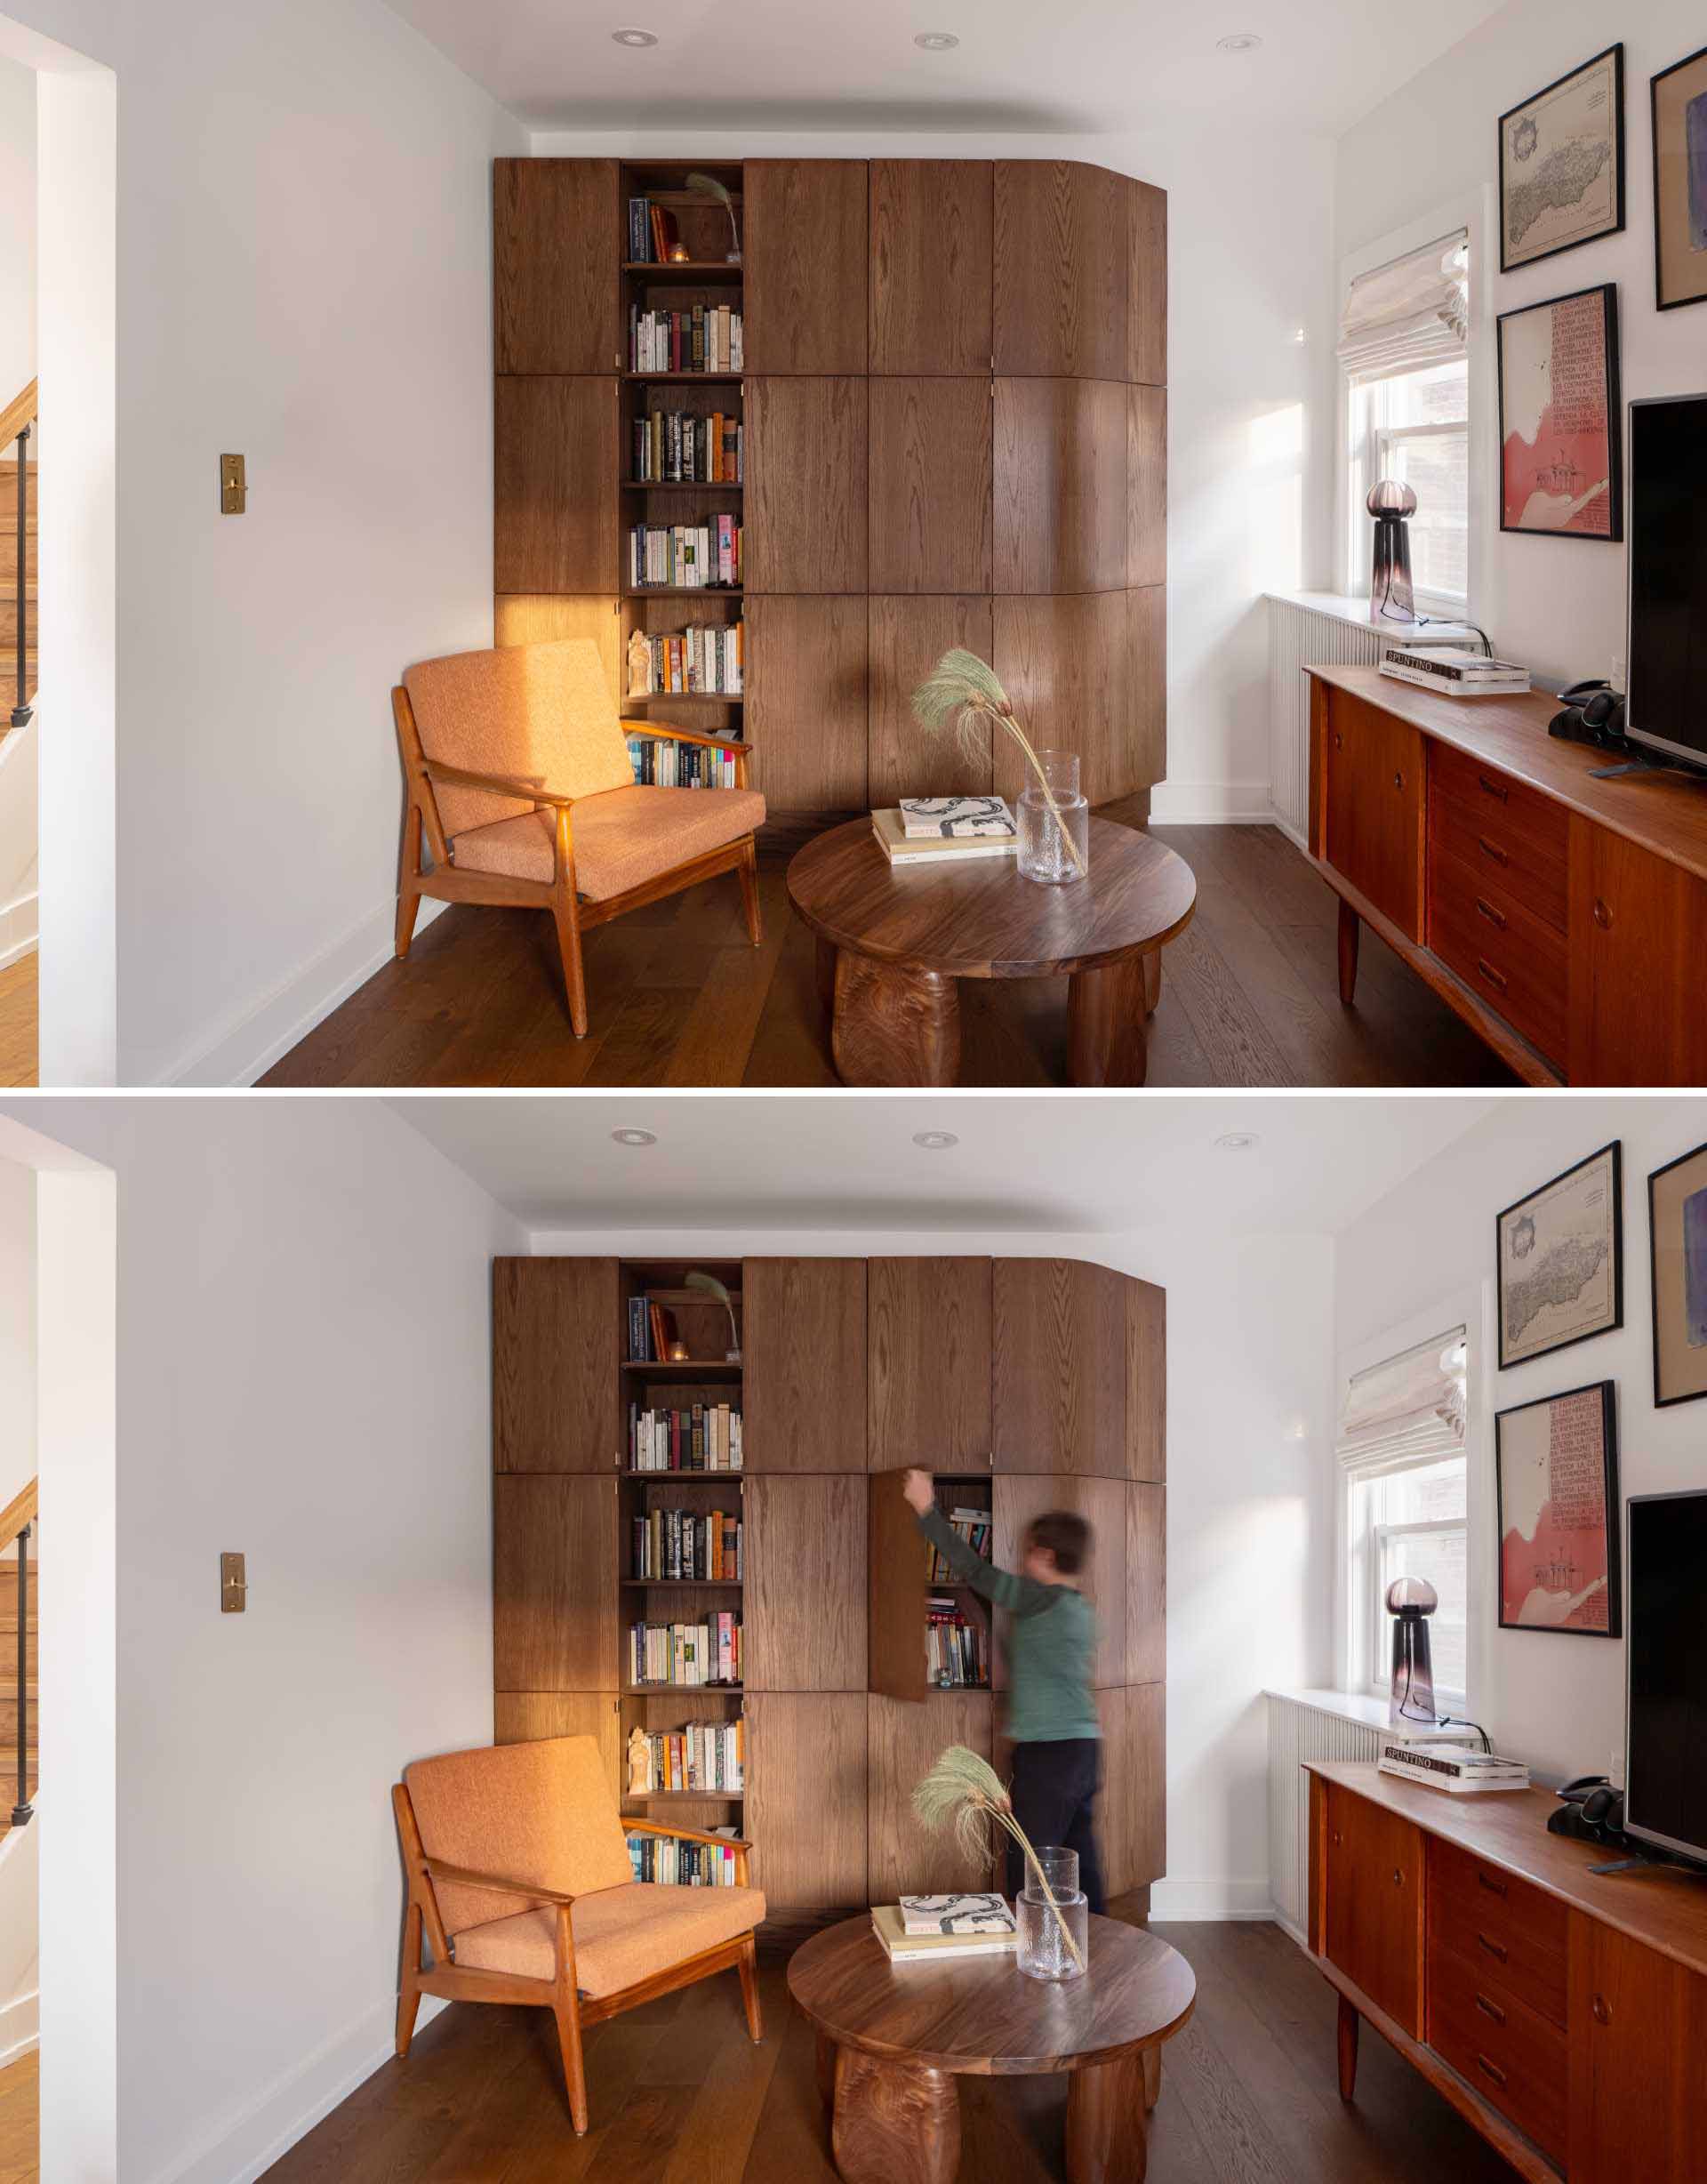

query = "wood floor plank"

[0,954,36,1089]
[1163,925,1293,1086]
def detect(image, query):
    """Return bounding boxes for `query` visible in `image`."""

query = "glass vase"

[1016,751,1090,886]
[1015,1883,1089,1983]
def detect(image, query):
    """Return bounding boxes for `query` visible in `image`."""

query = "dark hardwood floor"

[260,824,1518,1088]
[260,1912,1521,2183]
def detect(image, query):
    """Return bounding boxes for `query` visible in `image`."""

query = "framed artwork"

[1651,44,1707,311]
[1495,1382,1620,1636]
[1647,1140,1707,1406]
[1500,44,1625,273]
[1496,1141,1623,1369]
[1497,285,1622,541]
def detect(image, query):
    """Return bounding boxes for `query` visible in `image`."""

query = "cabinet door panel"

[493,157,621,374]
[741,1257,868,1471]
[495,596,621,707]
[1323,1784,1422,2035]
[493,1475,619,1689]
[495,1692,621,1803]
[1322,691,1423,942]
[993,377,1127,595]
[869,1692,994,1901]
[1127,179,1166,389]
[992,1258,1126,1477]
[747,1692,868,1907]
[746,1474,868,1690]
[868,1257,992,1469]
[1127,387,1166,588]
[993,161,1127,380]
[744,598,869,812]
[1567,1918,1707,2184]
[1567,818,1707,1087]
[1126,1486,1165,1686]
[493,1257,619,1473]
[869,1467,929,1703]
[1126,584,1167,799]
[992,591,1131,810]
[745,160,868,373]
[870,160,993,375]
[869,378,993,594]
[1126,1278,1166,1481]
[869,596,994,806]
[494,377,619,594]
[992,1473,1126,1691]
[745,377,868,595]
[1126,1682,1166,1892]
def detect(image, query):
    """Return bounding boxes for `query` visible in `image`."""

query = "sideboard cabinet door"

[1323,1783,1422,2036]
[1567,818,1707,1086]
[1568,1918,1707,2183]
[1320,691,1423,942]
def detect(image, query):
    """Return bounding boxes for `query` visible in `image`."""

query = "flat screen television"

[1627,395,1707,771]
[1623,1488,1707,1867]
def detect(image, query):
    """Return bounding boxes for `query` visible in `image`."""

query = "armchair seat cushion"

[452,1880,766,1997]
[451,784,766,903]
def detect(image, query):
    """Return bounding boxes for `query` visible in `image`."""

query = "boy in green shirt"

[902,1467,1104,1913]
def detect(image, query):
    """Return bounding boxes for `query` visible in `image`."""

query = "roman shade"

[1337,231,1470,384]
[1336,1326,1468,1479]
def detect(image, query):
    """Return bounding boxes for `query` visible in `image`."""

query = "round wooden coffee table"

[788,1913,1196,2184]
[785,817,1196,1087]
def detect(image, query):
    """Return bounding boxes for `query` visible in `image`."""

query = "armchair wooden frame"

[392,686,763,1037]
[392,1780,762,2133]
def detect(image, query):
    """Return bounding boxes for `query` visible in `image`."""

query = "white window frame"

[1350,372,1472,620]
[1362,1499,1468,1711]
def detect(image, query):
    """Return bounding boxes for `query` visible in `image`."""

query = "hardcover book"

[870,809,1017,865]
[898,1891,1015,1936]
[899,795,1016,839]
[871,1905,1016,1962]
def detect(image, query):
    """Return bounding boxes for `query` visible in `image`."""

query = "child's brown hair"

[1026,1511,1090,1575]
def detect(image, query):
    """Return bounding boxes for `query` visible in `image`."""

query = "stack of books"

[870,797,1019,868]
[624,735,741,791]
[632,409,741,485]
[1377,644,1532,696]
[630,1717,744,1795]
[629,198,685,263]
[626,1830,742,1886]
[629,1400,742,1472]
[629,1612,741,1686]
[629,518,741,590]
[1377,1741,1531,1795]
[870,1893,1017,1963]
[927,1595,988,1687]
[629,622,743,699]
[926,1506,991,1582]
[629,304,742,375]
[632,1506,742,1581]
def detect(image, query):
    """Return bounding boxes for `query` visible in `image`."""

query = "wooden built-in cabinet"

[742,159,869,374]
[743,375,868,596]
[744,1473,867,1690]
[867,1256,992,1468]
[493,1256,619,1472]
[992,1256,1129,1476]
[869,159,993,375]
[493,158,621,374]
[741,1257,867,1471]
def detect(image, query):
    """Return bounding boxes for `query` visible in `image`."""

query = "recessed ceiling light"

[914,31,960,50]
[611,1127,658,1146]
[611,28,659,47]
[912,1129,959,1150]
[1216,32,1262,52]
[1214,1131,1260,1152]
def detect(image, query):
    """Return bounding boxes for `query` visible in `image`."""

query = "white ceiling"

[383,0,1507,136]
[389,1094,1495,1235]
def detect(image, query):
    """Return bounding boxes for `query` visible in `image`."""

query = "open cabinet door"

[869,1466,927,1702]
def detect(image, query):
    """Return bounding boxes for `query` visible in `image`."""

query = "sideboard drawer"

[1427,1835,1566,2027]
[1428,845,1566,1063]
[1430,749,1567,935]
[1428,1940,1567,2166]
[1430,743,1567,862]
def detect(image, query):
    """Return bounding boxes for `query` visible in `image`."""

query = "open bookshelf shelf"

[621,1578,743,1590]
[621,479,742,493]
[623,372,744,385]
[621,1357,741,1375]
[621,695,744,712]
[625,1788,745,1803]
[623,260,743,280]
[624,586,741,599]
[624,1681,743,1695]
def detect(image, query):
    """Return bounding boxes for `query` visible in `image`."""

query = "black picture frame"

[1495,284,1623,542]
[1647,1138,1707,1408]
[1495,1140,1623,1369]
[1494,1379,1620,1638]
[1500,43,1626,274]
[1651,43,1707,314]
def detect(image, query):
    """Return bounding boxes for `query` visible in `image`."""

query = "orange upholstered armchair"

[394,638,765,1034]
[393,1736,765,2132]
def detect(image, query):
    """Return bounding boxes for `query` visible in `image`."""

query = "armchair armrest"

[637,721,753,758]
[422,759,576,811]
[624,1817,754,1853]
[424,1857,578,1907]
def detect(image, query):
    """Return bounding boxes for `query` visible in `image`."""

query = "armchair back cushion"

[404,639,636,837]
[405,1734,634,1936]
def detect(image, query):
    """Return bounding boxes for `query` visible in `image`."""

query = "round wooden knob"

[1331,1831,1342,1847]
[1393,771,1404,791]
[1393,1867,1404,1887]
[1591,1994,1611,2027]
[1593,898,1612,930]
[1334,733,1343,751]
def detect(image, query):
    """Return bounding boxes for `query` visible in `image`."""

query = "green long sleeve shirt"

[918,1506,1100,1744]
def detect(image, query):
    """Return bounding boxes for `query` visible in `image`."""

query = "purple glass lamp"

[1368,479,1418,623]
[1387,1574,1439,1727]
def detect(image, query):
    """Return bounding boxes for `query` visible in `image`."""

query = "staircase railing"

[0,1478,35,1829]
[0,380,36,732]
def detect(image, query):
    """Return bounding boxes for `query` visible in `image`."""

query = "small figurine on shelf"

[628,1726,653,1797]
[627,628,653,698]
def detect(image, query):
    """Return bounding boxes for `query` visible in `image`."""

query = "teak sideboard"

[1307,1762,1707,2183]
[1307,665,1707,1086]
[492,1254,1166,1944]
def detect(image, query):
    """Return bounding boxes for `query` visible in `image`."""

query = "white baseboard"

[0,890,37,971]
[0,1989,37,2068]
[158,895,445,1088]
[1148,1877,1276,1922]
[144,1991,446,2184]
[1149,780,1275,826]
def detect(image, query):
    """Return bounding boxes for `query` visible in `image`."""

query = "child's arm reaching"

[902,1468,1054,1615]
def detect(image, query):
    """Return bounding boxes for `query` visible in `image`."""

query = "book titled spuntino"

[898,1891,1015,1936]
[898,796,1017,840]
[1378,1742,1530,1794]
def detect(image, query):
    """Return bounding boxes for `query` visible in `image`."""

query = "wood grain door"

[869,159,993,375]
[744,376,868,595]
[868,595,995,806]
[493,158,621,374]
[743,596,869,811]
[1126,1279,1166,1481]
[1323,1783,1422,2035]
[991,1258,1127,1477]
[868,1257,992,1469]
[1322,690,1424,943]
[1567,819,1707,1086]
[494,1693,621,1801]
[741,1257,868,1470]
[1109,1681,1166,1895]
[745,1473,867,1690]
[493,1475,619,1689]
[867,1466,928,1703]
[1567,1920,1707,2183]
[1126,1485,1165,1685]
[992,161,1127,380]
[746,1691,869,1907]
[1126,584,1166,799]
[992,591,1130,809]
[868,378,993,594]
[993,377,1127,595]
[494,377,619,594]
[493,1257,619,1473]
[992,1473,1126,1691]
[743,159,868,373]
[868,1691,994,1900]
[1127,387,1166,588]
[1127,178,1166,389]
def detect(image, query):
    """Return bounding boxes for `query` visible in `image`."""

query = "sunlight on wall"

[1247,401,1307,593]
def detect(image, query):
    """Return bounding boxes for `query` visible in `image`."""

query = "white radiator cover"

[1265,1691,1382,1943]
[1265,599,1382,847]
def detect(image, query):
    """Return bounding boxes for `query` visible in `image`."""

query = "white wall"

[0,53,32,404]
[0,1151,32,1507]
[0,1095,525,2184]
[1336,1095,1705,1787]
[531,124,1337,828]
[528,1221,1338,1922]
[1335,1,1707,687]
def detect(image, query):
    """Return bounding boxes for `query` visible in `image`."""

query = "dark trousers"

[1006,1738,1105,1915]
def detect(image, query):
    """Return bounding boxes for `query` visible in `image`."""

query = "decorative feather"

[685,172,741,260]
[912,1745,1086,1969]
[910,650,1088,877]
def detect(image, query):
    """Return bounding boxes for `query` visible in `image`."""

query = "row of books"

[625,735,741,791]
[629,304,742,375]
[632,410,742,486]
[629,1614,742,1686]
[629,1401,742,1472]
[629,519,741,591]
[927,1596,989,1688]
[926,1506,992,1584]
[631,1506,742,1582]
[629,197,688,265]
[626,1832,743,1886]
[629,622,744,698]
[630,1718,745,1795]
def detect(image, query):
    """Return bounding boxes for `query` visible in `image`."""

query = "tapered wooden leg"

[1337,1994,1359,2101]
[831,2046,960,2184]
[553,1993,589,2133]
[737,1936,763,2043]
[1142,949,1162,1016]
[1066,2052,1149,2183]
[736,839,762,946]
[395,805,423,960]
[395,1903,422,2059]
[1067,957,1149,1086]
[831,951,961,1087]
[1337,899,1360,1005]
[1142,2045,1161,2110]
[552,889,589,1038]
[816,2032,837,2113]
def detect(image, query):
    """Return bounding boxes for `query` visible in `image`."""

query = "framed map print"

[1500,44,1625,272]
[1495,1382,1620,1637]
[1651,44,1707,311]
[1648,1140,1707,1406]
[1497,285,1622,541]
[1496,1142,1623,1369]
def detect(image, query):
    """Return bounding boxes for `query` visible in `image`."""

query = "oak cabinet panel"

[870,160,994,375]
[494,1692,621,1803]
[1121,1682,1166,1892]
[744,376,868,595]
[493,1257,619,1473]
[868,1692,994,1901]
[992,590,1130,810]
[493,1475,619,1690]
[1322,691,1424,943]
[1323,1782,1422,2035]
[993,377,1128,596]
[868,378,993,594]
[1567,1919,1707,2183]
[1127,179,1167,389]
[993,1473,1126,1691]
[747,1692,869,1906]
[1127,387,1166,589]
[494,377,619,594]
[868,1257,993,1469]
[1567,819,1707,1087]
[746,1473,868,1690]
[1126,585,1167,799]
[1126,1486,1165,1687]
[1126,1278,1166,1481]
[494,597,621,705]
[868,1466,931,1704]
[493,158,621,375]
[868,596,994,806]
[744,160,868,373]
[993,161,1127,380]
[992,1258,1128,1479]
[741,1257,868,1471]
[744,598,869,811]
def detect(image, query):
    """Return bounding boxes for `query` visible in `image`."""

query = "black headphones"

[1550,681,1630,750]
[1549,1774,1626,1841]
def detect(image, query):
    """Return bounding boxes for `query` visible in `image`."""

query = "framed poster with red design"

[1495,1381,1620,1637]
[1496,284,1623,541]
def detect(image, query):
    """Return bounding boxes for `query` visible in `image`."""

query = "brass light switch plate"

[220,1552,247,1611]
[220,454,247,514]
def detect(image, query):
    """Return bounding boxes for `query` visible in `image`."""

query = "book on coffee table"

[870,1904,1017,1963]
[898,796,1016,840]
[870,808,1017,865]
[899,1891,1015,1936]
